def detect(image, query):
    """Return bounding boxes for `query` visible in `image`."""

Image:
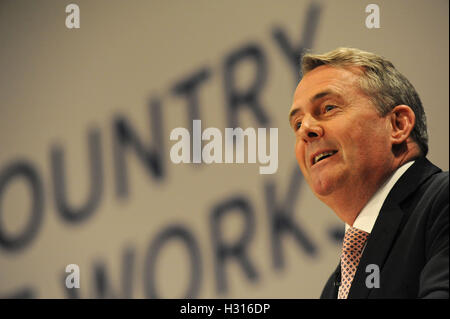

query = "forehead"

[290,65,363,113]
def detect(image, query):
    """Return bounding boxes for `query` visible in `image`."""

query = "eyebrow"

[288,90,335,124]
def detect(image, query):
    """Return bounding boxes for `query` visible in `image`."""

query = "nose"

[300,115,323,143]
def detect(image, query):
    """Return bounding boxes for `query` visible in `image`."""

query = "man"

[289,47,448,298]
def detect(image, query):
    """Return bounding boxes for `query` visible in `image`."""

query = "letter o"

[0,161,44,251]
[143,225,202,298]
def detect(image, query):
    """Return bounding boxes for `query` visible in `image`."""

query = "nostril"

[308,132,318,138]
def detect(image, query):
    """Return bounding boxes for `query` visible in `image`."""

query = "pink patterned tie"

[338,226,370,299]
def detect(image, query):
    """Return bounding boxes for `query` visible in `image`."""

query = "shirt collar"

[345,160,415,234]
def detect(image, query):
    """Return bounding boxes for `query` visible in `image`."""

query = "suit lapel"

[332,263,341,298]
[348,157,441,298]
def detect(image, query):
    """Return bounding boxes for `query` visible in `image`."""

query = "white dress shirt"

[345,161,415,234]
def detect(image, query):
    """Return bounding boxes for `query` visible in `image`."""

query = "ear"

[389,105,415,145]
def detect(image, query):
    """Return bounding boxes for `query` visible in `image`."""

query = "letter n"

[113,98,165,198]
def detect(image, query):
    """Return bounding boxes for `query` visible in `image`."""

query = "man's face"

[289,65,394,200]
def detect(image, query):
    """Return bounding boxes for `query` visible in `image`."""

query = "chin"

[309,178,336,197]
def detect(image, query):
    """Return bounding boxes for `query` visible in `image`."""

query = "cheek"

[346,122,390,162]
[295,140,306,167]
[294,139,303,156]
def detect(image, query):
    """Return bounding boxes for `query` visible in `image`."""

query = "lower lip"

[311,153,338,168]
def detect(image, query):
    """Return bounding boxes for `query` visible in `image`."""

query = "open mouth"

[312,150,338,166]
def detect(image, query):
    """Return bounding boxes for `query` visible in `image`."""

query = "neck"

[323,143,420,226]
[322,171,392,226]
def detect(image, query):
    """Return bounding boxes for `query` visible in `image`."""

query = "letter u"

[51,128,103,222]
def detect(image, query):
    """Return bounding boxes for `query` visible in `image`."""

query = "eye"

[324,105,336,112]
[295,121,302,131]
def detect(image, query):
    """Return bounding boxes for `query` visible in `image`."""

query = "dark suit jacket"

[320,157,449,299]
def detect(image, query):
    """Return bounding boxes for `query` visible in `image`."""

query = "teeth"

[314,151,335,164]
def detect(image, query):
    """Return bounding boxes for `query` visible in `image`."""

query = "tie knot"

[342,227,369,253]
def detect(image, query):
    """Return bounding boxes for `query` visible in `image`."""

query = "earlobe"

[390,105,415,144]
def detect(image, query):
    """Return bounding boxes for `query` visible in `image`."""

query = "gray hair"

[301,47,428,156]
